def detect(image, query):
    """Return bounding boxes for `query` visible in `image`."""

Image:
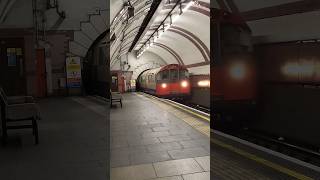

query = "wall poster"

[66,56,82,88]
[7,48,17,66]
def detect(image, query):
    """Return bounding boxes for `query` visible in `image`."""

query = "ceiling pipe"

[128,0,162,52]
[0,0,17,23]
[47,0,66,19]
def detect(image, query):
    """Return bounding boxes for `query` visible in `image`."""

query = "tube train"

[212,54,257,129]
[137,64,191,97]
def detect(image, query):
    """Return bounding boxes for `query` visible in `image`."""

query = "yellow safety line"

[140,93,210,122]
[136,92,314,180]
[136,93,210,136]
[212,138,314,180]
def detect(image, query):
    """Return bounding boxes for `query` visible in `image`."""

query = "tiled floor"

[110,93,210,180]
[111,157,209,180]
[110,93,320,180]
[0,97,108,180]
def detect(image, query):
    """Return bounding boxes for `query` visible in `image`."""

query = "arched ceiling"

[214,0,320,44]
[110,0,210,76]
[0,0,108,58]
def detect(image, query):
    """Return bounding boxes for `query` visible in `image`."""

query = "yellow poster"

[66,57,81,88]
[16,48,22,56]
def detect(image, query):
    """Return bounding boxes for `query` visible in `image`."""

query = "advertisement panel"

[66,57,81,88]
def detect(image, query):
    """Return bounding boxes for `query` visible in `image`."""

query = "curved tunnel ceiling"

[110,0,210,77]
[214,0,320,43]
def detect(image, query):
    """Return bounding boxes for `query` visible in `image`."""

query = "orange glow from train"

[282,61,315,77]
[161,83,167,88]
[230,63,246,79]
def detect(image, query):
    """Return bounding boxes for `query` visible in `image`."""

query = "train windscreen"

[161,70,169,80]
[157,69,189,82]
[170,70,179,80]
[179,70,189,79]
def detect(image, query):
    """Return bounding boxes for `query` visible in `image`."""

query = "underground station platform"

[0,93,319,179]
[110,93,320,180]
[0,96,108,180]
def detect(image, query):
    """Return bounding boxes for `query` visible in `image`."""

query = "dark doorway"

[36,49,47,97]
[111,73,118,92]
[0,38,26,95]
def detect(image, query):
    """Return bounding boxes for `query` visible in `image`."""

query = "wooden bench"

[0,87,40,145]
[110,91,122,108]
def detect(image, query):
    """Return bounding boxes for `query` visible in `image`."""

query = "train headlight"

[198,80,210,87]
[161,83,167,88]
[181,81,188,88]
[230,63,246,79]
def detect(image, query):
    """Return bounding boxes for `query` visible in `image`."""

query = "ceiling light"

[164,25,170,31]
[183,1,194,12]
[120,9,124,15]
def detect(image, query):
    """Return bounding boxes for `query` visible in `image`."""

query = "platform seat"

[110,90,122,108]
[0,87,40,145]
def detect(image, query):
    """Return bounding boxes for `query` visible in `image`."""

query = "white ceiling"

[110,0,210,76]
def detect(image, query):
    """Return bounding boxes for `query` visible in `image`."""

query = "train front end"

[155,64,191,98]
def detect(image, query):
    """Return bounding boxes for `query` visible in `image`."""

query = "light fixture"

[197,80,210,87]
[183,1,194,12]
[161,83,167,88]
[120,8,124,15]
[172,14,179,23]
[164,24,171,31]
[136,0,194,56]
[282,61,315,77]
[181,81,188,88]
[230,63,246,79]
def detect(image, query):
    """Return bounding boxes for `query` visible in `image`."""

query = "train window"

[162,70,169,80]
[170,70,178,80]
[156,74,161,81]
[149,74,154,82]
[179,70,189,79]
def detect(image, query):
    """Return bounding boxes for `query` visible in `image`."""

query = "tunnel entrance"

[82,31,109,98]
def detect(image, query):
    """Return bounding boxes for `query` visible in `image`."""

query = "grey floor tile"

[111,139,128,149]
[111,146,147,156]
[151,176,183,180]
[111,164,156,180]
[153,158,203,177]
[169,129,189,135]
[168,147,209,159]
[188,131,208,139]
[111,153,130,168]
[128,137,160,146]
[130,151,171,165]
[179,139,209,149]
[195,156,210,171]
[159,135,191,143]
[140,123,164,129]
[147,142,182,152]
[142,131,170,138]
[152,126,173,132]
[182,172,210,180]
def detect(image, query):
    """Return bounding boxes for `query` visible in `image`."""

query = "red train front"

[138,64,191,97]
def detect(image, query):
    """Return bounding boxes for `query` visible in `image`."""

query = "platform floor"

[0,97,108,180]
[110,93,210,180]
[111,93,320,180]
